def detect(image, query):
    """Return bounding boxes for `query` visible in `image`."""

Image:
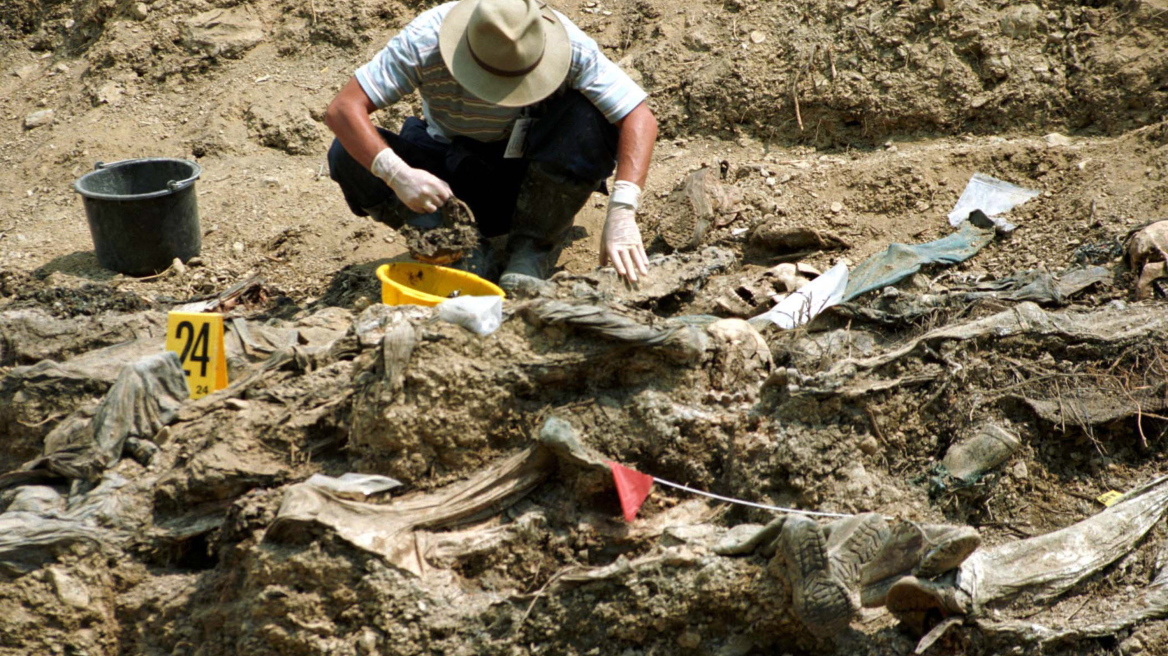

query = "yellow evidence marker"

[1097,490,1124,507]
[165,311,228,399]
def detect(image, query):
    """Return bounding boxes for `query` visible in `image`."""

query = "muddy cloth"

[328,90,618,238]
[3,352,188,487]
[959,266,1112,305]
[959,475,1168,610]
[266,447,551,576]
[1008,383,1168,427]
[0,472,144,575]
[519,301,715,356]
[0,307,166,368]
[843,221,996,302]
[0,511,106,575]
[835,266,1112,327]
[831,301,1168,376]
[521,301,684,345]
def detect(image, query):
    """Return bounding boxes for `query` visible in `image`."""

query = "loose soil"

[400,197,481,262]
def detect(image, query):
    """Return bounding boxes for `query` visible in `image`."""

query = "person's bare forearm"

[324,77,390,170]
[325,77,452,213]
[613,101,657,189]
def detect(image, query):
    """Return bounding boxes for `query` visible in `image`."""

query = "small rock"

[53,63,68,74]
[171,258,186,275]
[830,201,844,213]
[858,434,880,456]
[96,81,123,105]
[1000,4,1041,39]
[183,8,266,58]
[232,241,245,256]
[749,30,766,44]
[683,30,716,52]
[356,628,380,656]
[225,399,249,411]
[129,2,149,20]
[1044,132,1072,147]
[14,64,39,79]
[187,256,204,267]
[353,296,372,311]
[1121,635,1144,655]
[261,176,280,187]
[1011,460,1028,479]
[23,109,55,130]
[47,568,90,608]
[384,236,394,244]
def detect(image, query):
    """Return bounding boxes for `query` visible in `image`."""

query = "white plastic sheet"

[437,295,503,336]
[751,261,849,330]
[304,473,402,499]
[947,173,1040,232]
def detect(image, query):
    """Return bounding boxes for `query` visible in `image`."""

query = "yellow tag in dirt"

[1097,490,1124,507]
[165,311,228,399]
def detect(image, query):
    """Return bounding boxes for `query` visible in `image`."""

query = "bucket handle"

[90,159,200,192]
[167,174,198,192]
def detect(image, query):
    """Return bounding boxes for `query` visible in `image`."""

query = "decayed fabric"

[265,447,552,576]
[822,301,1168,378]
[843,221,996,301]
[958,475,1168,611]
[1,352,188,488]
[0,474,141,575]
[0,510,107,575]
[960,265,1112,305]
[520,301,686,346]
[875,476,1168,652]
[518,300,709,362]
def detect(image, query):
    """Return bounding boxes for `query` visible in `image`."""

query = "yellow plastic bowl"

[375,262,505,307]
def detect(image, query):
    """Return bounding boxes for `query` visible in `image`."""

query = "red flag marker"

[608,462,655,521]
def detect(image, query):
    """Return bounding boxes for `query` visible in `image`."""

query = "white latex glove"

[600,180,650,283]
[371,147,452,214]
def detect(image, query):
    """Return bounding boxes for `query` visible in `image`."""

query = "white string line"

[651,477,854,519]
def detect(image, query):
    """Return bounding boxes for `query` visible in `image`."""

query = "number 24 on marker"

[165,311,228,399]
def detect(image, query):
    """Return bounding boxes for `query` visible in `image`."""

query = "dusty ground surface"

[3,0,1168,654]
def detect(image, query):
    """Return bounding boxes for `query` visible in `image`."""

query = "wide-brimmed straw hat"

[439,0,571,107]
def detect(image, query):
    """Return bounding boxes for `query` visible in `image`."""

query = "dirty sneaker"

[779,515,857,636]
[886,574,969,635]
[824,513,890,610]
[917,525,981,578]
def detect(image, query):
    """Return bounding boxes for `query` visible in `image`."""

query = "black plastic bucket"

[74,158,202,276]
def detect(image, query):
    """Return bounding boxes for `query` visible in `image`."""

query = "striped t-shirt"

[355,2,647,143]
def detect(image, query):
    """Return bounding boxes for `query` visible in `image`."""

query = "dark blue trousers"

[328,90,620,238]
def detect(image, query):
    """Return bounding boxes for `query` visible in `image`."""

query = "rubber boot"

[445,240,491,278]
[498,165,596,297]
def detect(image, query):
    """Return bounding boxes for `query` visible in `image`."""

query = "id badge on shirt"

[504,117,535,159]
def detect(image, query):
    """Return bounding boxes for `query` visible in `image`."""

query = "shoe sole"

[781,516,856,636]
